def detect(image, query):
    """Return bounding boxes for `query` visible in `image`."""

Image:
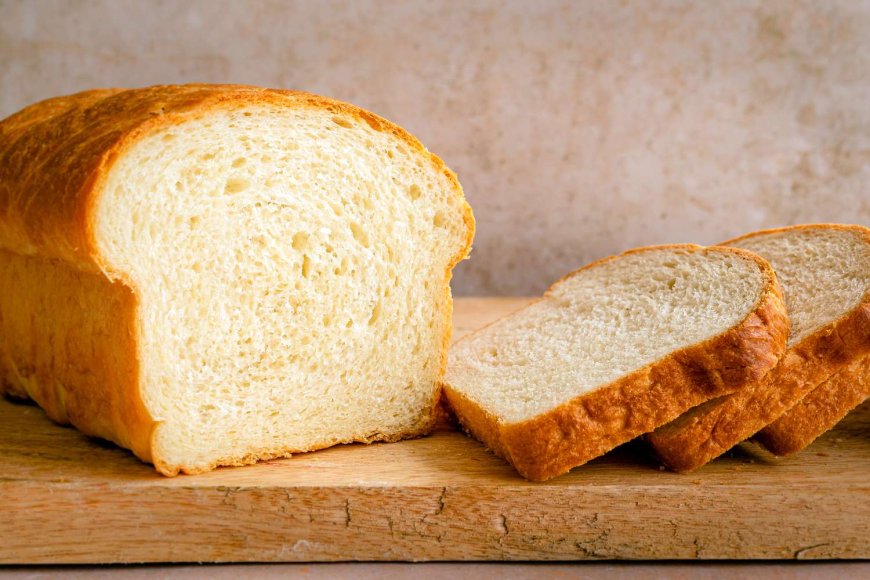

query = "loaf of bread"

[648,225,870,471]
[0,85,474,475]
[441,245,789,481]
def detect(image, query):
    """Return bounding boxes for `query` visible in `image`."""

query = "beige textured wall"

[2,0,868,294]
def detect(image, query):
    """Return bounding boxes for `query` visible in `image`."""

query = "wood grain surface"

[1,297,868,563]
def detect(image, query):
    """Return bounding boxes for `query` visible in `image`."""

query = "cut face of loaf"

[647,225,870,471]
[442,245,789,481]
[0,86,474,475]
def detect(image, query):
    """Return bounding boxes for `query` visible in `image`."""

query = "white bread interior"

[93,105,471,473]
[444,248,764,423]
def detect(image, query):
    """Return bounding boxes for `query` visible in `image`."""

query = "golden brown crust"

[442,245,790,481]
[756,354,870,456]
[0,84,473,475]
[647,224,870,472]
[0,249,152,460]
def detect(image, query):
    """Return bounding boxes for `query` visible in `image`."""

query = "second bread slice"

[442,245,789,481]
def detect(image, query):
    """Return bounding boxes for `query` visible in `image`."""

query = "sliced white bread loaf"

[648,225,870,471]
[0,85,474,475]
[442,245,789,481]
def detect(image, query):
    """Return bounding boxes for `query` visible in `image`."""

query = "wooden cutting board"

[1,297,867,563]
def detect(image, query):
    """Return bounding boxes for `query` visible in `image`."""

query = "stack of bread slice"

[442,244,790,480]
[443,225,870,480]
[648,225,870,471]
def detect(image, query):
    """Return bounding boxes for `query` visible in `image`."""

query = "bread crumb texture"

[0,85,474,475]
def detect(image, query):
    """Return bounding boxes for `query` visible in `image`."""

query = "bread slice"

[647,225,870,471]
[0,85,474,475]
[756,354,870,455]
[441,245,789,481]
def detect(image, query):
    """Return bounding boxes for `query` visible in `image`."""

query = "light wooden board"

[1,297,868,563]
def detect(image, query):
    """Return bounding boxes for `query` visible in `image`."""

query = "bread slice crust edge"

[755,354,870,456]
[646,224,870,472]
[0,85,475,474]
[442,244,789,481]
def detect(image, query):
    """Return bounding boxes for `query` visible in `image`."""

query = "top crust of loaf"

[0,84,474,277]
[442,244,789,481]
[0,85,474,465]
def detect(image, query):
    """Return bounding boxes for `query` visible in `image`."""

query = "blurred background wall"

[2,0,868,294]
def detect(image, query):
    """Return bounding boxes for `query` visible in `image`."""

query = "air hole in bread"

[349,222,370,247]
[332,116,353,129]
[224,177,250,195]
[292,232,309,251]
[369,302,382,326]
[356,190,375,211]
